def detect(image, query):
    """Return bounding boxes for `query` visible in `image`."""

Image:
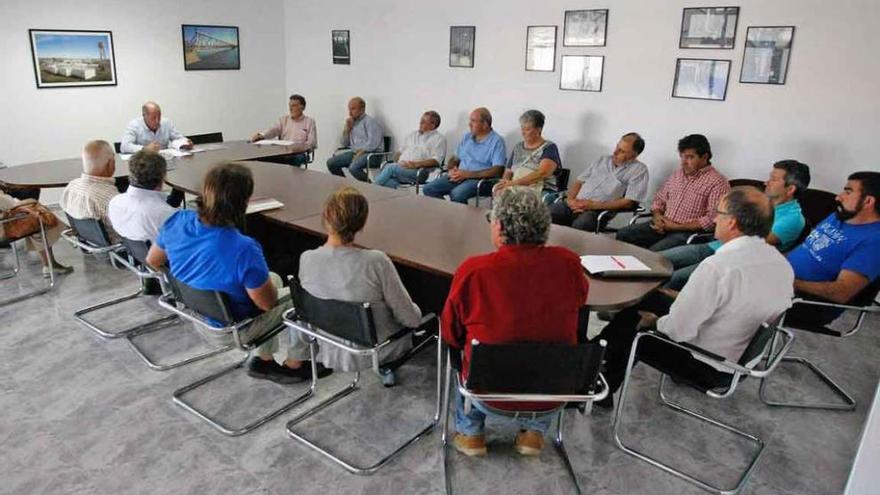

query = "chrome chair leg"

[173,339,318,436]
[0,241,21,280]
[74,285,179,339]
[759,356,856,411]
[553,409,584,495]
[441,353,454,495]
[125,324,234,371]
[0,223,57,307]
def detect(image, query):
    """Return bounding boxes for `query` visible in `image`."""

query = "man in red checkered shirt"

[616,134,730,251]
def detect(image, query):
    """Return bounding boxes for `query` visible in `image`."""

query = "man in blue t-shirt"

[785,171,880,327]
[660,160,811,290]
[422,107,507,204]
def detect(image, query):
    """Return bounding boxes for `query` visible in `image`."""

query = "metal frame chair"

[372,157,443,194]
[161,273,317,436]
[759,281,880,411]
[613,320,794,495]
[334,136,392,178]
[0,212,56,306]
[281,278,442,475]
[441,340,609,495]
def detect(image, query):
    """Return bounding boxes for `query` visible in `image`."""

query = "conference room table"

[0,141,672,314]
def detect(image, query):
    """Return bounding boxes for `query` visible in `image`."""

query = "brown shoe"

[452,433,487,457]
[514,430,545,456]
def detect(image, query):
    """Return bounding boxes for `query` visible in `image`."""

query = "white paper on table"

[118,153,133,161]
[253,139,296,146]
[192,144,228,152]
[246,197,284,214]
[580,255,651,274]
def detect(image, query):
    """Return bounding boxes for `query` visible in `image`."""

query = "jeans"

[454,389,553,436]
[326,150,370,181]
[373,163,423,189]
[659,243,715,290]
[615,221,694,251]
[422,175,481,204]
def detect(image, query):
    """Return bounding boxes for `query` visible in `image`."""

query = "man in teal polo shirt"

[660,160,810,290]
[423,107,506,204]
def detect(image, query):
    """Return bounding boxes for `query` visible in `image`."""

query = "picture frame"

[560,55,604,92]
[449,26,475,68]
[331,30,350,65]
[28,29,117,89]
[563,9,608,47]
[182,25,240,71]
[679,7,739,49]
[525,26,557,72]
[672,58,731,101]
[740,26,795,85]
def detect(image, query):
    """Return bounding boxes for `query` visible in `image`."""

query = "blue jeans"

[326,150,370,181]
[373,163,423,189]
[454,389,553,436]
[660,243,715,290]
[422,175,481,204]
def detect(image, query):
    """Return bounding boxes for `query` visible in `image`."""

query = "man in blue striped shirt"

[326,97,385,181]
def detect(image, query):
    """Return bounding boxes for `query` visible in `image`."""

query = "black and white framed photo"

[560,55,604,92]
[563,10,608,47]
[679,7,739,49]
[331,30,350,65]
[28,29,117,88]
[449,26,475,68]
[740,26,795,85]
[672,58,731,101]
[182,25,240,71]
[525,26,557,72]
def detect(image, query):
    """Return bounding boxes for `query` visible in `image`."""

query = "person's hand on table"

[179,139,194,150]
[250,132,264,143]
[144,141,161,152]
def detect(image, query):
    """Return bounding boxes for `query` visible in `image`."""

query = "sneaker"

[380,368,397,387]
[514,430,545,456]
[452,433,487,457]
[42,263,73,278]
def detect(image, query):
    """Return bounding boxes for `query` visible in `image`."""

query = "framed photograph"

[331,30,350,65]
[181,25,240,70]
[563,10,608,47]
[525,26,557,72]
[679,7,739,49]
[672,58,731,101]
[449,26,475,68]
[740,26,795,85]
[28,29,117,88]
[560,55,604,92]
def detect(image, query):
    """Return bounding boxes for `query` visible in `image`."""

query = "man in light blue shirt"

[660,160,810,290]
[423,107,506,204]
[326,97,385,181]
[120,101,193,153]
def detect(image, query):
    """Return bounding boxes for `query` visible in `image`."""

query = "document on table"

[159,149,192,159]
[246,197,284,214]
[580,255,669,278]
[191,144,228,152]
[118,153,133,161]
[253,139,296,146]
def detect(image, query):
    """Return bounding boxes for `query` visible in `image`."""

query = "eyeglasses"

[715,208,731,216]
[485,211,492,223]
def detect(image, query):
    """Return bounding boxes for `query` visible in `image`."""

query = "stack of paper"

[253,139,296,146]
[580,255,662,277]
[246,197,284,214]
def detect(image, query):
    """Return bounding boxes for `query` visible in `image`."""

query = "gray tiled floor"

[1,240,877,495]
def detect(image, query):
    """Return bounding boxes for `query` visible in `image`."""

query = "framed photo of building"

[182,25,240,70]
[740,26,795,85]
[28,29,117,88]
[449,26,475,68]
[563,9,608,47]
[525,26,557,72]
[331,30,350,65]
[679,7,739,49]
[672,58,731,101]
[560,55,604,92]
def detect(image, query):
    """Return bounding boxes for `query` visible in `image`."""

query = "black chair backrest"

[113,142,122,153]
[66,214,113,248]
[729,178,765,190]
[800,188,837,228]
[851,277,880,308]
[466,341,606,395]
[187,132,224,145]
[121,237,151,266]
[556,167,571,191]
[382,136,391,153]
[289,278,379,348]
[165,272,236,326]
[738,322,776,368]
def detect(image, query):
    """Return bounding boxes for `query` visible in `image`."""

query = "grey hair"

[81,140,115,175]
[519,109,545,129]
[141,101,161,115]
[491,187,551,245]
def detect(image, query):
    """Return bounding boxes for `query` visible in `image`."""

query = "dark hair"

[725,186,774,238]
[849,171,880,214]
[197,163,254,230]
[289,94,306,107]
[772,160,811,200]
[323,186,369,244]
[424,110,441,129]
[127,150,167,190]
[519,109,545,129]
[677,134,712,162]
[622,132,645,155]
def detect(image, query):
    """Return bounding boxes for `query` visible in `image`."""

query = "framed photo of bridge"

[182,24,240,71]
[29,29,118,89]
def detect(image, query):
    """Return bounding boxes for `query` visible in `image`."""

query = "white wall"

[282,0,880,194]
[0,0,287,168]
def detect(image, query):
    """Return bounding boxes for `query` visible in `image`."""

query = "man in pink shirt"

[616,134,730,251]
[250,94,317,167]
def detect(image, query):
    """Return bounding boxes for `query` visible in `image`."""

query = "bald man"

[121,101,192,154]
[592,187,794,409]
[59,140,121,242]
[326,97,385,181]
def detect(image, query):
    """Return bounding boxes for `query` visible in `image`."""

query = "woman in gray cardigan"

[298,186,423,384]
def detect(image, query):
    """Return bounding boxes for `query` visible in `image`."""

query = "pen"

[610,256,626,269]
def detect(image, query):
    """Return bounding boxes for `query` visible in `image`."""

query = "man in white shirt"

[59,140,121,242]
[107,150,175,244]
[120,101,193,154]
[594,186,794,408]
[372,111,447,189]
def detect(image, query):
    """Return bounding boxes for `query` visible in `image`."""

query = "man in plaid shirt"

[616,134,730,251]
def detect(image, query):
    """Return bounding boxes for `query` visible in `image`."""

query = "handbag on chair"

[2,201,59,240]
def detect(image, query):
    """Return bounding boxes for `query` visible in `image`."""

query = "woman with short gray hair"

[493,110,561,195]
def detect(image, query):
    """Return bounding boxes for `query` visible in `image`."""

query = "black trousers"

[596,292,732,394]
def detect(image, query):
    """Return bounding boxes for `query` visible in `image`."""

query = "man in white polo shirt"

[107,150,175,244]
[372,111,447,189]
